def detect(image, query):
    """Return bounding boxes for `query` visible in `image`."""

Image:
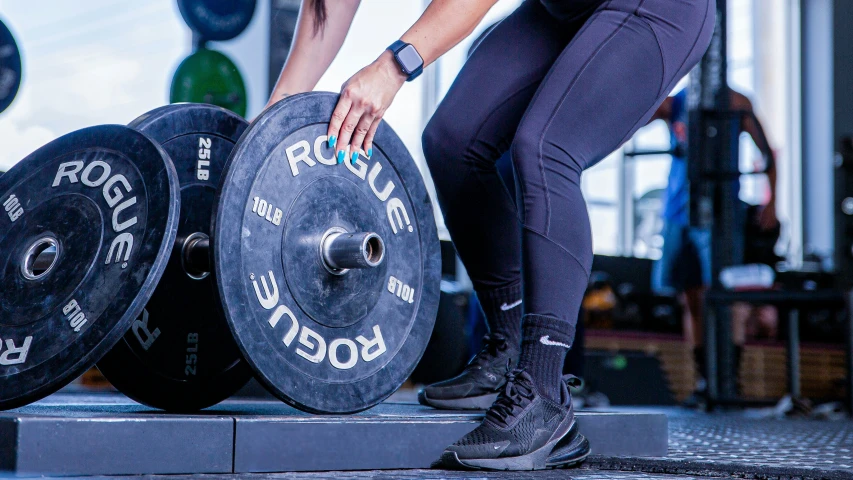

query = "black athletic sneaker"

[434,370,590,470]
[545,420,592,468]
[418,333,518,410]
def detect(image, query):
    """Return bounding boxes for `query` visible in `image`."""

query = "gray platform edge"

[0,403,667,476]
[0,415,233,476]
[233,411,667,473]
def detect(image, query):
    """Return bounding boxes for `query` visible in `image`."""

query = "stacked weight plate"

[0,93,441,415]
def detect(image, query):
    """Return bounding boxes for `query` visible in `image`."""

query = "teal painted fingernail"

[367,148,373,159]
[337,150,345,164]
[351,151,358,165]
[328,135,337,148]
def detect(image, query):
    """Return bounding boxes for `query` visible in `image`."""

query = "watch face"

[396,44,423,74]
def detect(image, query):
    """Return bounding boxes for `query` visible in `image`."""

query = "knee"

[422,111,465,166]
[510,123,583,183]
[421,118,444,170]
[510,124,588,230]
[509,125,554,188]
[422,111,468,192]
[509,127,537,178]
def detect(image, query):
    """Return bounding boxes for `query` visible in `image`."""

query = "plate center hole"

[22,237,58,281]
[364,234,384,266]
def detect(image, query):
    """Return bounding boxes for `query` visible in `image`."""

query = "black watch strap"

[388,40,408,54]
[387,40,423,82]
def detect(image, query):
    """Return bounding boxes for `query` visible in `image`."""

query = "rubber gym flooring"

[588,408,853,480]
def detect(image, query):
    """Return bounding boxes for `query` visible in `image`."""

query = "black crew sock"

[519,314,576,402]
[475,284,523,351]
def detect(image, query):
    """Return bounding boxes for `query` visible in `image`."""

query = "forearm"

[311,0,497,156]
[268,0,360,103]
[750,123,773,163]
[748,126,777,201]
[767,160,777,202]
[400,0,499,67]
[744,118,776,200]
[738,107,774,181]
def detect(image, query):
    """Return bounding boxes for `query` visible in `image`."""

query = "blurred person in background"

[648,86,780,403]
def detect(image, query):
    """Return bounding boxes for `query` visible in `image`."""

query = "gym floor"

[47,407,852,480]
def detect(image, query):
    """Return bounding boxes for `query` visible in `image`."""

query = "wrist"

[377,50,408,85]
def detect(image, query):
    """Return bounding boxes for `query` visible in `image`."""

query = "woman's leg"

[439,0,714,469]
[423,1,583,349]
[512,0,715,401]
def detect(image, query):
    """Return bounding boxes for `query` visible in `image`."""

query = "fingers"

[336,106,364,164]
[330,84,385,163]
[348,114,376,163]
[327,94,353,152]
[363,118,381,160]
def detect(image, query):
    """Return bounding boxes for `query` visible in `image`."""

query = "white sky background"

[0,1,188,171]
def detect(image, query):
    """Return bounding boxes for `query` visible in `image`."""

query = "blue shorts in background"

[652,223,712,294]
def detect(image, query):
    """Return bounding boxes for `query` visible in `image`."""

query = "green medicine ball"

[170,48,247,117]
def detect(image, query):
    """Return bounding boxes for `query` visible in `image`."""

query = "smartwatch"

[387,40,424,82]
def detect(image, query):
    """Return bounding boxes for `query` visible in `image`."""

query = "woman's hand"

[268,0,496,159]
[328,50,407,164]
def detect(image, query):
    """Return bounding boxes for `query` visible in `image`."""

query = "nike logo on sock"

[539,335,571,348]
[500,299,522,311]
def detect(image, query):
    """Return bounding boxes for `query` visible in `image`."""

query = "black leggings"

[423,0,713,338]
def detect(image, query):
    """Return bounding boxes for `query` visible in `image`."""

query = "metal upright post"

[787,309,801,398]
[688,0,740,405]
[717,114,743,401]
[847,290,853,414]
[704,304,719,406]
